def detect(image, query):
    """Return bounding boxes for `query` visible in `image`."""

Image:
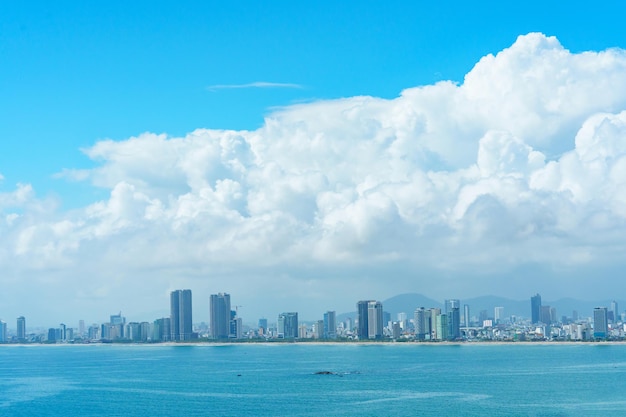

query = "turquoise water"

[1,343,626,416]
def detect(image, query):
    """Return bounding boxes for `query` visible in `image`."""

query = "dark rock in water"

[314,371,335,375]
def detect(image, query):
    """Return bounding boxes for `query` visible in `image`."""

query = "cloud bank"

[3,33,626,323]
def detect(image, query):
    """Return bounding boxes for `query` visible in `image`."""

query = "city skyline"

[3,4,626,325]
[1,290,623,344]
[2,290,626,330]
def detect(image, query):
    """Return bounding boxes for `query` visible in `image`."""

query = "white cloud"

[207,81,304,91]
[3,33,626,324]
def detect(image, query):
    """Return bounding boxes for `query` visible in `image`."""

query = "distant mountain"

[464,296,625,320]
[336,293,625,322]
[463,296,529,317]
[336,293,442,322]
[380,293,443,317]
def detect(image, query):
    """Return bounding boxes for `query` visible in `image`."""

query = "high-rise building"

[127,322,142,342]
[531,294,542,324]
[610,301,619,323]
[383,311,391,328]
[210,293,231,339]
[170,289,193,341]
[88,324,100,340]
[357,300,372,340]
[229,315,243,339]
[549,307,557,324]
[429,308,441,339]
[109,313,125,339]
[540,305,552,325]
[278,312,298,339]
[593,307,608,339]
[494,307,504,324]
[414,307,427,340]
[464,304,471,328]
[258,318,268,335]
[323,311,336,339]
[298,324,308,339]
[16,316,26,341]
[436,313,448,341]
[154,317,171,342]
[367,301,383,340]
[445,299,461,340]
[140,322,151,341]
[397,312,407,330]
[314,320,324,339]
[0,320,7,342]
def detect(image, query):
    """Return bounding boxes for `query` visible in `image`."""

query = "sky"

[2,2,626,327]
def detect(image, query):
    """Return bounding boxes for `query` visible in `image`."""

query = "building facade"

[170,289,193,341]
[153,317,171,342]
[531,293,542,324]
[210,293,231,339]
[357,300,371,340]
[16,316,26,341]
[278,312,298,339]
[367,301,383,340]
[414,307,427,340]
[593,307,608,339]
[323,311,336,339]
[0,320,7,342]
[445,299,461,340]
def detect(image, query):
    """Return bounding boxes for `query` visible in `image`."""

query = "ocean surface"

[1,343,626,416]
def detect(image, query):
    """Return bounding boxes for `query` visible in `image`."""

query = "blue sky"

[3,1,626,205]
[2,2,626,326]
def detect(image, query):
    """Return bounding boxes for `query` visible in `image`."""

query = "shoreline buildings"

[2,291,626,344]
[210,293,231,340]
[170,289,193,341]
[278,312,298,339]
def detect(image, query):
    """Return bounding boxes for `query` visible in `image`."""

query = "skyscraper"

[429,308,441,339]
[278,312,298,338]
[110,312,125,339]
[464,304,470,328]
[170,289,193,341]
[16,316,26,341]
[531,294,542,324]
[593,307,608,339]
[367,301,383,340]
[540,305,552,325]
[210,293,231,339]
[494,307,504,324]
[610,300,619,323]
[323,311,336,339]
[436,313,448,341]
[153,317,171,342]
[0,320,7,342]
[445,299,461,340]
[357,300,372,340]
[414,307,427,340]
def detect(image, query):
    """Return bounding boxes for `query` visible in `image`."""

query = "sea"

[1,343,625,416]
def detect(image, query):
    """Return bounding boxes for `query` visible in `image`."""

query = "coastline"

[1,340,624,347]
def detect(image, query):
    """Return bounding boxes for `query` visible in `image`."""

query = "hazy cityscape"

[0,290,621,344]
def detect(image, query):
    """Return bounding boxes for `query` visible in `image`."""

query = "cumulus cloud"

[3,33,626,323]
